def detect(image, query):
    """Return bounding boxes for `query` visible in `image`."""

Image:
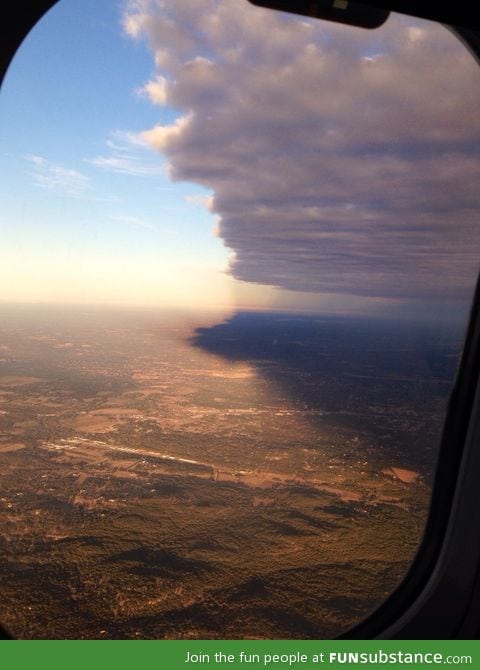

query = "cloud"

[26,154,92,198]
[123,0,480,303]
[140,75,170,105]
[88,131,165,176]
[110,214,159,232]
[184,193,214,210]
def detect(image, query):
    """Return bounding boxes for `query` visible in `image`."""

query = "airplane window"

[1,0,480,639]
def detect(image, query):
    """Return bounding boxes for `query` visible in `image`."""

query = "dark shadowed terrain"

[192,311,461,476]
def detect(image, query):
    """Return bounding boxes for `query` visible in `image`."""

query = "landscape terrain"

[0,304,462,638]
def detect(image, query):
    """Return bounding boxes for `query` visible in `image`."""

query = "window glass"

[0,0,479,639]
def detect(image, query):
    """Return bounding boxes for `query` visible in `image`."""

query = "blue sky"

[0,0,236,309]
[1,0,479,318]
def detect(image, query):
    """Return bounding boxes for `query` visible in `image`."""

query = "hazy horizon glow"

[1,0,479,320]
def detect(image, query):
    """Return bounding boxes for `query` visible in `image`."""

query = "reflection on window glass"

[0,0,479,640]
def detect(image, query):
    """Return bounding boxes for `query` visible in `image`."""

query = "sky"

[1,0,480,318]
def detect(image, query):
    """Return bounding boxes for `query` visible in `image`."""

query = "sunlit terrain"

[0,304,461,638]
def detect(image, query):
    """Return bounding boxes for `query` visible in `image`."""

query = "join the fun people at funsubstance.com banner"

[1,640,478,670]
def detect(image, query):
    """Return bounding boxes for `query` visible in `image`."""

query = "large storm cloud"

[124,0,480,302]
